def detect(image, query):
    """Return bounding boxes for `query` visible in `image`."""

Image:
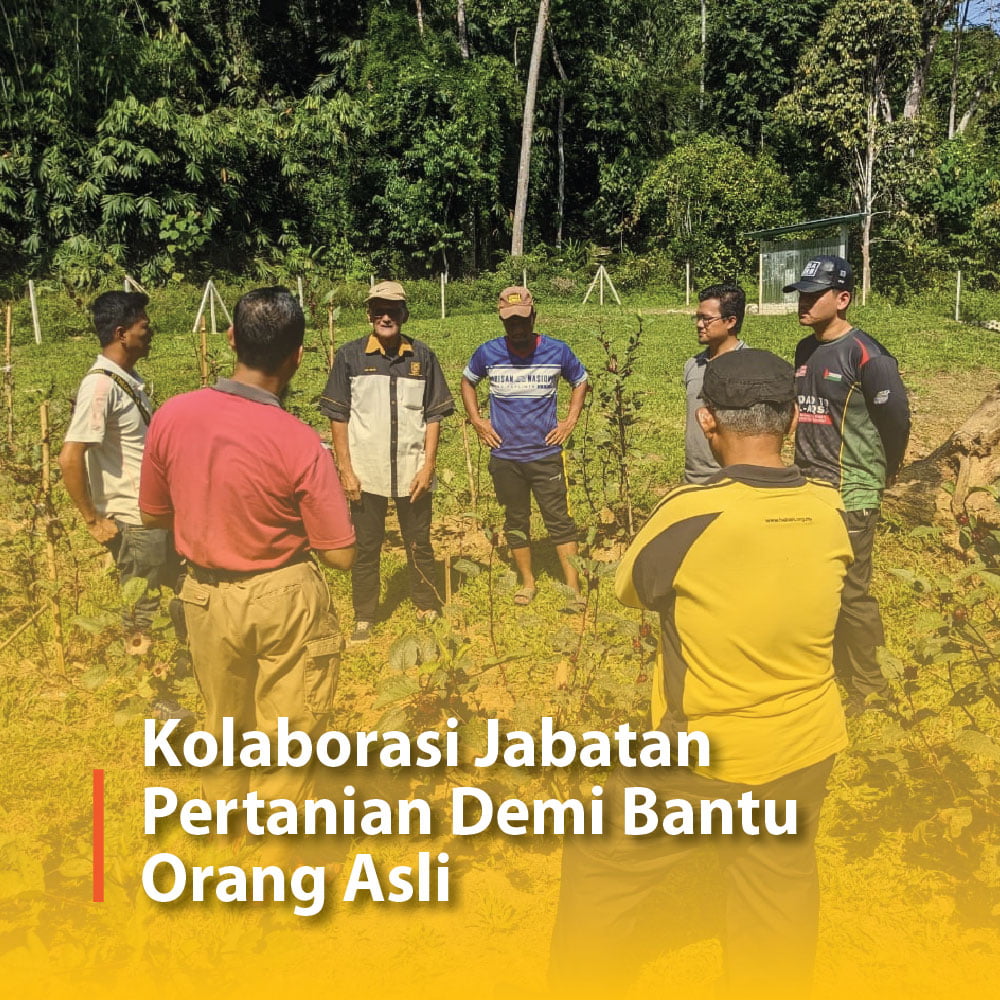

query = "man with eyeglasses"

[683,283,747,483]
[319,281,454,643]
[785,255,910,709]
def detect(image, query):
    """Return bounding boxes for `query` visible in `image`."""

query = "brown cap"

[498,286,534,319]
[366,280,407,303]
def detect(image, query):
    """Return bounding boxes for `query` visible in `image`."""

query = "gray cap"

[783,255,854,293]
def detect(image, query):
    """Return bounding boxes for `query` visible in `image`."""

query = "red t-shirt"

[140,384,355,571]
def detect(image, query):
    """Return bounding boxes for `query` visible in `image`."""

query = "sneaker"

[124,631,153,656]
[149,697,196,727]
[349,620,373,644]
[416,609,440,624]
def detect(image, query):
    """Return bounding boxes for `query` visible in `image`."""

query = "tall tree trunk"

[855,97,878,306]
[903,1,956,120]
[457,1,470,59]
[956,84,986,134]
[457,1,473,269]
[948,2,969,137]
[699,0,706,111]
[511,0,550,258]
[415,0,424,36]
[549,27,568,249]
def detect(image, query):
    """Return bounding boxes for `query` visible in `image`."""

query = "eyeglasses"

[693,314,727,325]
[369,306,405,320]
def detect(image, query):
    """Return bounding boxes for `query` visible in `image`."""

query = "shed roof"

[743,213,868,240]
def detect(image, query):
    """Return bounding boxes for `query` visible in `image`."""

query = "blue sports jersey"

[464,336,588,462]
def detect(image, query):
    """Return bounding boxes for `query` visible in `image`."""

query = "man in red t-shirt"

[140,287,355,810]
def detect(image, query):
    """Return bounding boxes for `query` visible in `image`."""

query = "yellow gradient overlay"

[2,738,998,1000]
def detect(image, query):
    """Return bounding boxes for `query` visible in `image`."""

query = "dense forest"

[1,1,998,293]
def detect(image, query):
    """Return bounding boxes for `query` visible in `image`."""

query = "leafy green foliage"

[632,136,799,276]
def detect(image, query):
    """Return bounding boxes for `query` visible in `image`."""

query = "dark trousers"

[835,508,888,698]
[488,453,577,549]
[104,520,181,634]
[549,757,834,999]
[350,491,438,620]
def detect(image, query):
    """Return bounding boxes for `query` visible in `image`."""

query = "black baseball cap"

[782,255,854,293]
[701,349,796,409]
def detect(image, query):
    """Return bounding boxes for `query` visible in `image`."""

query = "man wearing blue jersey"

[461,287,588,609]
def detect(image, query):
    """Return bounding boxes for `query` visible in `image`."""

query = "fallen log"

[886,382,1000,533]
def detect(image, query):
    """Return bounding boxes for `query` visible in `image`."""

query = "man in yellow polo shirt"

[550,349,852,998]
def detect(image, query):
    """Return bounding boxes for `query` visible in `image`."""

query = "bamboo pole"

[955,270,962,323]
[460,420,478,516]
[28,280,41,344]
[440,273,446,319]
[209,282,217,336]
[297,276,305,309]
[39,401,65,672]
[685,262,691,306]
[4,304,13,447]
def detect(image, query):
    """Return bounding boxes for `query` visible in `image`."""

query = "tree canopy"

[0,0,998,290]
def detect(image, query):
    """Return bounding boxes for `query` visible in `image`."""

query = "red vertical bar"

[92,768,105,903]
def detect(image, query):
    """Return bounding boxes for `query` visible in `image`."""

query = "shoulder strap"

[86,368,151,425]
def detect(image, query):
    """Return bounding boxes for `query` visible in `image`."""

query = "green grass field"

[1,283,999,997]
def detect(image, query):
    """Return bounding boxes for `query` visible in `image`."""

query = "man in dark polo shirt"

[551,350,851,998]
[140,287,355,807]
[784,255,910,707]
[319,281,454,644]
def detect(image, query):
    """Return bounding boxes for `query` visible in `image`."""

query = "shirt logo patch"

[874,389,890,404]
[409,361,422,377]
[823,369,843,381]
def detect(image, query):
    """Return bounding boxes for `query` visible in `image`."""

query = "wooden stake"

[955,270,962,323]
[4,304,13,447]
[39,401,65,672]
[192,280,212,334]
[444,553,453,605]
[199,317,208,387]
[685,262,691,306]
[212,282,232,326]
[0,607,45,655]
[28,280,41,344]
[327,305,336,368]
[460,420,478,516]
[209,284,217,337]
[440,272,446,319]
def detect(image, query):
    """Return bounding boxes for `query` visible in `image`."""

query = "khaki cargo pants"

[179,560,343,811]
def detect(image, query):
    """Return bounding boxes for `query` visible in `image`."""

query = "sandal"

[513,587,536,606]
[561,596,587,614]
